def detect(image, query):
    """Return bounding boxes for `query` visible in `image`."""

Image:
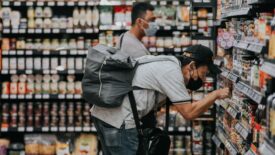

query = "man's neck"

[129,27,144,41]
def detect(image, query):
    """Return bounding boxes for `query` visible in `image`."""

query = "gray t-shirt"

[91,55,191,129]
[117,31,150,59]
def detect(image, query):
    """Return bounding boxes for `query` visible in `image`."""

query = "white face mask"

[144,22,158,36]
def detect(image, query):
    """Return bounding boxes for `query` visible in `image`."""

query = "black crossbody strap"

[128,91,143,136]
[165,98,171,132]
[119,33,125,49]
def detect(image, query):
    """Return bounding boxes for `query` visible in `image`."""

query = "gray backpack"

[82,37,175,108]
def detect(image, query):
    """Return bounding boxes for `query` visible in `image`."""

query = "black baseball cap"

[183,44,221,74]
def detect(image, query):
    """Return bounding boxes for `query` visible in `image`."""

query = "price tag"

[26,127,34,132]
[67,94,73,99]
[43,70,50,74]
[42,127,49,132]
[78,50,85,55]
[67,127,74,132]
[192,26,198,30]
[68,70,75,74]
[149,48,156,52]
[75,127,82,131]
[94,28,99,33]
[2,94,8,99]
[177,26,184,30]
[2,50,8,55]
[14,1,21,6]
[83,127,90,132]
[60,50,67,55]
[10,70,16,74]
[18,95,24,99]
[26,1,33,6]
[66,28,73,33]
[58,94,65,99]
[74,28,81,33]
[12,29,19,33]
[50,70,57,74]
[18,127,25,132]
[44,29,51,33]
[26,70,33,74]
[57,1,65,6]
[2,1,10,6]
[35,94,42,99]
[26,94,32,99]
[51,127,58,132]
[17,50,24,55]
[164,26,171,30]
[43,50,50,55]
[70,50,77,55]
[10,94,16,99]
[26,50,33,55]
[88,1,94,6]
[91,126,96,131]
[47,1,55,6]
[150,1,157,5]
[74,94,82,99]
[10,50,16,55]
[59,127,66,132]
[175,48,181,52]
[173,1,180,5]
[1,128,8,132]
[67,1,74,6]
[178,127,186,132]
[187,127,191,131]
[43,94,50,99]
[28,29,35,33]
[157,48,164,52]
[35,29,42,33]
[86,28,93,33]
[78,1,85,6]
[53,29,60,33]
[3,29,10,33]
[2,70,8,74]
[37,1,44,6]
[160,1,167,5]
[168,127,174,131]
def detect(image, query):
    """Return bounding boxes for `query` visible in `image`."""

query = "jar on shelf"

[106,31,114,47]
[173,31,182,48]
[77,37,85,49]
[156,37,164,48]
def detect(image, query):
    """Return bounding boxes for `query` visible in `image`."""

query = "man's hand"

[214,88,230,99]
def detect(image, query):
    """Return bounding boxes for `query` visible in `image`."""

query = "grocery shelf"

[248,0,275,5]
[261,60,275,78]
[148,47,188,53]
[219,68,264,104]
[212,135,224,149]
[233,40,267,54]
[1,49,88,56]
[259,138,275,155]
[150,1,190,6]
[245,145,258,155]
[221,7,252,19]
[2,28,98,34]
[235,81,264,105]
[234,122,252,140]
[0,126,97,133]
[192,36,216,40]
[192,2,214,8]
[217,127,240,155]
[1,69,84,75]
[2,1,98,7]
[0,94,83,100]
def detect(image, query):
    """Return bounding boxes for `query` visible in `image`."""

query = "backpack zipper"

[98,58,107,97]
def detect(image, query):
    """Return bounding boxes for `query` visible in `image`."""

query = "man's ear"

[189,61,196,70]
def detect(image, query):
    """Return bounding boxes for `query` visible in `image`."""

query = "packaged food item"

[73,134,98,155]
[39,135,56,155]
[2,82,10,94]
[18,57,25,70]
[25,134,40,155]
[0,139,10,155]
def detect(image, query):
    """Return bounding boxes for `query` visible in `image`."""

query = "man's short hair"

[132,2,154,25]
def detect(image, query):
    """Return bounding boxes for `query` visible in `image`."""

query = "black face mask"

[186,70,203,91]
[186,77,203,91]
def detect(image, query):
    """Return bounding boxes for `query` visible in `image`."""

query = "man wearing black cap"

[91,45,229,155]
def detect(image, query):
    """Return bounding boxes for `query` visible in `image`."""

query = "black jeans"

[93,117,139,155]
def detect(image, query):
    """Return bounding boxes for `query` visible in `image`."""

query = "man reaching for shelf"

[91,44,230,155]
